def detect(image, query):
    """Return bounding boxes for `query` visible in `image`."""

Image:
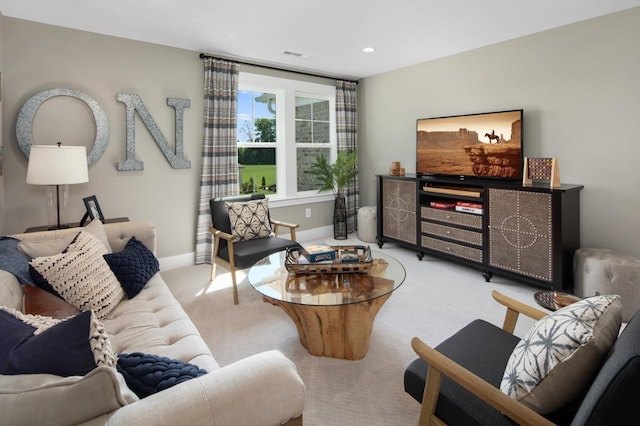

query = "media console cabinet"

[376,174,583,291]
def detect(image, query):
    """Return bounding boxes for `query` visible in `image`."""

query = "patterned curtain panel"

[336,80,359,232]
[194,58,240,264]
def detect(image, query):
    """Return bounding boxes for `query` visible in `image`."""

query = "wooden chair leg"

[210,236,221,281]
[229,267,239,305]
[210,261,217,281]
[227,242,239,305]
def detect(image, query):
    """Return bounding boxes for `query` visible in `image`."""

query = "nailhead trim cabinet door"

[487,187,582,290]
[378,176,417,246]
[488,189,553,281]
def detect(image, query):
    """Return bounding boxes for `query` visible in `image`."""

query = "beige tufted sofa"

[0,221,305,426]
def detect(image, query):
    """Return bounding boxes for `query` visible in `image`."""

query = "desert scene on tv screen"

[417,110,522,178]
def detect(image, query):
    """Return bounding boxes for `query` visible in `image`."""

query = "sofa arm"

[83,350,305,426]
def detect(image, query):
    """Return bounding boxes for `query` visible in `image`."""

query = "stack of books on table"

[454,201,483,215]
[300,244,336,263]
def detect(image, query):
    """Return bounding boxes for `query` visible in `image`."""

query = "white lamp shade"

[26,145,89,185]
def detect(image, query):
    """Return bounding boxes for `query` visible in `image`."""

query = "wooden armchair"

[209,194,299,305]
[404,290,640,426]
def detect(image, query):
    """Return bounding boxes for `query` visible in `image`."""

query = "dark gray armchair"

[404,290,640,425]
[209,194,299,304]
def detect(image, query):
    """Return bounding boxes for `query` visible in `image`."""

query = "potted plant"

[308,151,358,197]
[308,151,358,239]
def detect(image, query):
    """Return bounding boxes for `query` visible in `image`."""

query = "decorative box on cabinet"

[376,175,418,249]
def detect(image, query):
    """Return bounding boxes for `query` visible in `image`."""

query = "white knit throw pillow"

[30,232,124,320]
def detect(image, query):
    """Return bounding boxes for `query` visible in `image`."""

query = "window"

[237,73,336,204]
[296,97,331,192]
[237,90,277,194]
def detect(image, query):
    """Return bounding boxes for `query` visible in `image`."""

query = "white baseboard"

[158,252,196,271]
[296,225,334,243]
[158,225,335,271]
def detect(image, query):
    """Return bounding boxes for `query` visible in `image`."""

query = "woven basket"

[285,245,373,274]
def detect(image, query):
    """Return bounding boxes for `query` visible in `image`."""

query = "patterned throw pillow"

[500,294,622,413]
[104,237,160,299]
[0,307,117,376]
[225,199,274,241]
[29,231,125,320]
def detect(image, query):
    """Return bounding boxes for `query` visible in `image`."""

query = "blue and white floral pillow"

[501,294,622,413]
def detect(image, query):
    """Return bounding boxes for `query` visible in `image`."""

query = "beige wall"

[2,18,204,257]
[359,8,640,258]
[1,18,333,258]
[4,9,639,260]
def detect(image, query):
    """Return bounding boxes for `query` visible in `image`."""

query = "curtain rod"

[198,53,358,85]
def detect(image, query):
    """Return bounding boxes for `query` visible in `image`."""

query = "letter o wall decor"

[17,88,109,166]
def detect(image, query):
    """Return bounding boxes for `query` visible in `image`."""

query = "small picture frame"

[82,195,105,224]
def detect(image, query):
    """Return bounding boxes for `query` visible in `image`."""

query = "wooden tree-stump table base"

[263,293,392,360]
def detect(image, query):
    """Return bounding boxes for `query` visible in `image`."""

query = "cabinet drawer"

[421,236,483,263]
[421,207,482,229]
[421,222,482,246]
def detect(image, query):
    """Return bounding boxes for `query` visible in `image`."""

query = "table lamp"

[26,143,89,230]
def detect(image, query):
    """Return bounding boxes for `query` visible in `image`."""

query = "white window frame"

[238,72,337,207]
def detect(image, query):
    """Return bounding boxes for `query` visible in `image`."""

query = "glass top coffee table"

[248,249,405,360]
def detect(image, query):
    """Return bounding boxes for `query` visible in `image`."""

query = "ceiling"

[1,0,639,80]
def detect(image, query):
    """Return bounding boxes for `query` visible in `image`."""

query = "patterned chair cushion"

[225,198,274,241]
[0,307,116,376]
[500,294,622,413]
[29,231,125,320]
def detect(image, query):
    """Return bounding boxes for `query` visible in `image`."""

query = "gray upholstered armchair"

[404,290,640,425]
[209,194,299,304]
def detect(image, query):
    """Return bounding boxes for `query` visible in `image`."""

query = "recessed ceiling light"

[362,47,376,53]
[283,50,310,59]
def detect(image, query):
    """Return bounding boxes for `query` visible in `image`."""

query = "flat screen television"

[416,109,523,181]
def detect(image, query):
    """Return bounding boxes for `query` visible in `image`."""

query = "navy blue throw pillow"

[0,310,106,376]
[116,352,208,398]
[103,237,159,298]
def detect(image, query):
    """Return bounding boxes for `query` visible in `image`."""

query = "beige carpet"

[161,236,539,426]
